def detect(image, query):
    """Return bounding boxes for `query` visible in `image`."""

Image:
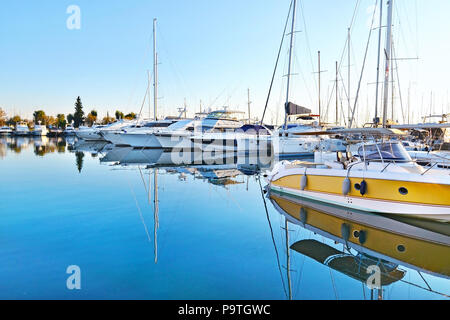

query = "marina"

[0,0,449,303]
[0,136,448,300]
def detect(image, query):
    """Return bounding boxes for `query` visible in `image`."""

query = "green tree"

[86,110,98,126]
[115,110,124,120]
[67,113,74,125]
[101,116,115,125]
[33,110,47,124]
[124,112,137,120]
[73,96,85,128]
[56,114,66,128]
[75,152,85,173]
[8,115,22,126]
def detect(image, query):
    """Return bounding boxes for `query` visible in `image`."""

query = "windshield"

[206,111,238,120]
[358,142,412,161]
[167,120,194,131]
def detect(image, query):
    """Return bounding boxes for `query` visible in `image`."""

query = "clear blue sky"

[1,0,449,124]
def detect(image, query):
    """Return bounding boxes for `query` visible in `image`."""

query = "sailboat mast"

[336,61,339,125]
[147,69,152,120]
[374,0,383,125]
[347,28,351,128]
[318,51,322,125]
[284,0,298,130]
[382,0,394,128]
[153,18,158,121]
[247,88,252,124]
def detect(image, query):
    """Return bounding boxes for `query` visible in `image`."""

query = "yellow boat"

[267,141,450,220]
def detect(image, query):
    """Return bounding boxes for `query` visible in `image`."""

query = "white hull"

[76,130,104,141]
[102,131,161,148]
[272,136,319,156]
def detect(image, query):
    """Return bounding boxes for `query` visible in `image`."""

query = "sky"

[1,0,449,125]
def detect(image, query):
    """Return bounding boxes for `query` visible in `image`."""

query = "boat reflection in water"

[266,189,450,300]
[0,136,68,156]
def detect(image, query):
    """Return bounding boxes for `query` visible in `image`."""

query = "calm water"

[0,136,449,300]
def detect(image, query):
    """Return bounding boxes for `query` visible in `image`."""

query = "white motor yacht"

[63,125,76,136]
[0,126,13,135]
[14,122,30,136]
[101,119,176,147]
[75,125,107,141]
[32,123,48,136]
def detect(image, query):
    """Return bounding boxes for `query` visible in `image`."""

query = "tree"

[124,112,137,120]
[67,113,74,125]
[101,116,115,125]
[86,110,98,126]
[56,114,66,128]
[75,152,85,173]
[8,115,22,126]
[33,110,47,124]
[115,110,124,120]
[0,108,6,126]
[73,96,85,128]
[46,116,56,126]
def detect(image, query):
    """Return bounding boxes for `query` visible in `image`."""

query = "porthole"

[397,245,406,252]
[399,187,408,195]
[354,183,361,190]
[353,230,360,238]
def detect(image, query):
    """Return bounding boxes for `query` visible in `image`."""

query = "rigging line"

[260,0,293,125]
[294,52,315,108]
[258,177,289,298]
[349,0,378,128]
[323,0,361,119]
[126,174,152,243]
[299,0,318,95]
[138,166,148,194]
[137,77,151,122]
[329,268,339,300]
[392,43,406,123]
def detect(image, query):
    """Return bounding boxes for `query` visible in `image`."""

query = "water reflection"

[0,136,67,156]
[266,190,450,299]
[1,136,449,299]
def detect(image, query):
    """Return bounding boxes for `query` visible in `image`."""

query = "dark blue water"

[0,136,449,300]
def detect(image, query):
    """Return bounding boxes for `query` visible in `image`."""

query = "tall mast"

[318,51,321,125]
[382,0,394,128]
[347,28,351,128]
[147,69,152,119]
[153,18,158,121]
[284,0,298,130]
[374,0,383,125]
[247,88,252,124]
[336,61,339,125]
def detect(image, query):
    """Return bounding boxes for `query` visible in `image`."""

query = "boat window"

[167,120,193,131]
[144,122,172,128]
[358,142,412,161]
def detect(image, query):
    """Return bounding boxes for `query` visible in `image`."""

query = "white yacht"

[0,126,13,135]
[101,119,176,147]
[63,125,76,136]
[32,123,48,136]
[154,110,245,150]
[14,122,30,136]
[75,124,108,141]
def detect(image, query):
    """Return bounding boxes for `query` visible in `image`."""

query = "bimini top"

[358,142,412,162]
